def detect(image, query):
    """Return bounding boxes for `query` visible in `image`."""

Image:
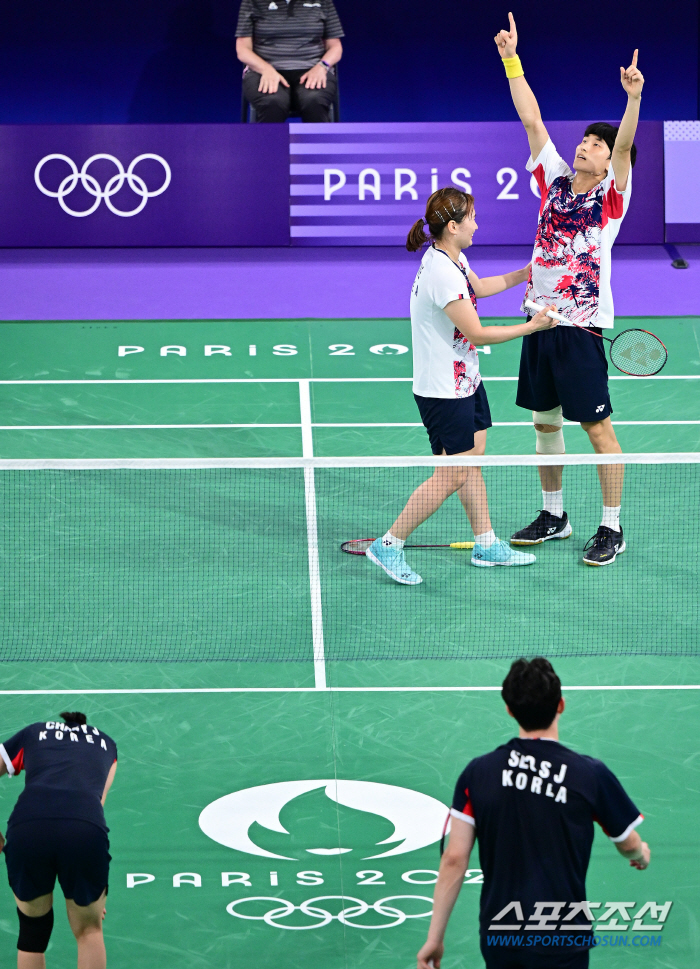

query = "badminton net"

[0,454,697,663]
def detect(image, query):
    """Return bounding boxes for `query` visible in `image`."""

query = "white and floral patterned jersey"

[411,244,481,398]
[522,139,632,329]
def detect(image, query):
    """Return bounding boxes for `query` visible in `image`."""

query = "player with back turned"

[0,711,117,969]
[494,13,644,566]
[417,658,651,969]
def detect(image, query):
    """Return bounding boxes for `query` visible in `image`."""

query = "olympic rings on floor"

[225,894,434,930]
[34,154,171,218]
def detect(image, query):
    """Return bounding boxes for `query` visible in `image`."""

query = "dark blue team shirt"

[452,738,642,946]
[1,720,117,830]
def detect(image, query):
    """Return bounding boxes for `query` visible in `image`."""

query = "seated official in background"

[236,0,343,122]
[0,712,117,969]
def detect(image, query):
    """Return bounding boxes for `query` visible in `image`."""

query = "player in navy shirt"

[417,659,650,969]
[0,711,117,969]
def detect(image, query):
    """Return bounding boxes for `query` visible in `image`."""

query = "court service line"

[299,378,326,691]
[0,685,698,695]
[313,421,700,428]
[1,421,698,431]
[0,375,696,385]
[0,424,300,430]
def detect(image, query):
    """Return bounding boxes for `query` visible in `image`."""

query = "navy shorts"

[516,324,612,424]
[414,382,492,455]
[4,819,110,906]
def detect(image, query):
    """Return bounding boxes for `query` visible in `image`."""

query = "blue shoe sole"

[366,547,423,585]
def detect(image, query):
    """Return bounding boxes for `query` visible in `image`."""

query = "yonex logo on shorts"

[596,405,605,413]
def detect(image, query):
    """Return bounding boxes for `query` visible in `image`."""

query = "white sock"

[382,531,405,549]
[542,489,564,518]
[475,529,497,548]
[601,506,621,532]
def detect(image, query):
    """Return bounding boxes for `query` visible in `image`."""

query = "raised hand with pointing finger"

[494,11,518,59]
[621,48,644,99]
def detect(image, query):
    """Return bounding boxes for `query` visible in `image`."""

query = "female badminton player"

[0,711,117,969]
[366,187,557,585]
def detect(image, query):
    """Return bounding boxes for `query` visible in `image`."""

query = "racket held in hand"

[524,299,667,376]
[341,538,474,555]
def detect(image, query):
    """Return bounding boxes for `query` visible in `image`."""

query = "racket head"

[340,538,375,555]
[610,328,667,376]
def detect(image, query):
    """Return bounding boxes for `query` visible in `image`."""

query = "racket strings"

[610,329,667,376]
[341,539,375,554]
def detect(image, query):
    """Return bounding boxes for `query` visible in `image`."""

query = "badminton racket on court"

[524,299,667,376]
[341,538,474,555]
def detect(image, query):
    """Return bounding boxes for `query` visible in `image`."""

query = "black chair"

[241,67,340,122]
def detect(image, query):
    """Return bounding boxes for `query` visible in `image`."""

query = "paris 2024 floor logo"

[198,779,447,860]
[197,780,456,930]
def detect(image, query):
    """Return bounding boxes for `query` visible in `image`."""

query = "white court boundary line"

[1,420,698,431]
[0,685,698,695]
[0,424,301,430]
[1,371,696,430]
[298,379,326,690]
[0,375,696,385]
[1,453,696,468]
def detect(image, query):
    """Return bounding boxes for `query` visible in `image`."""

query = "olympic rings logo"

[226,894,433,930]
[34,154,171,218]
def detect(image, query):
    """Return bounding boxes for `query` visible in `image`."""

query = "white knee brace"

[533,407,565,455]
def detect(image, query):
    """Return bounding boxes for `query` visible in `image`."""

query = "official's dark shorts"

[414,381,492,455]
[4,820,110,906]
[482,940,590,969]
[516,323,612,424]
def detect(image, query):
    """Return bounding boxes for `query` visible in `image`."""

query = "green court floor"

[0,316,698,457]
[0,680,697,968]
[0,316,698,967]
[0,316,697,667]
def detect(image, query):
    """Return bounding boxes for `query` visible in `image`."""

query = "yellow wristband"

[503,55,524,79]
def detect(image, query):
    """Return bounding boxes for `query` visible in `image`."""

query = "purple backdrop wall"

[0,121,663,247]
[664,122,700,243]
[290,121,664,246]
[0,124,290,246]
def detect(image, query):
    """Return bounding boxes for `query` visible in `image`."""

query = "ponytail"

[60,711,87,726]
[406,187,475,253]
[406,218,429,252]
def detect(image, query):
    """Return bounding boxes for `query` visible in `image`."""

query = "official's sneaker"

[510,510,572,545]
[582,526,626,566]
[471,539,536,567]
[366,538,423,585]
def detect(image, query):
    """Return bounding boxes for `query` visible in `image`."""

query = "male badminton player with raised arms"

[366,187,557,585]
[417,658,651,969]
[495,14,644,565]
